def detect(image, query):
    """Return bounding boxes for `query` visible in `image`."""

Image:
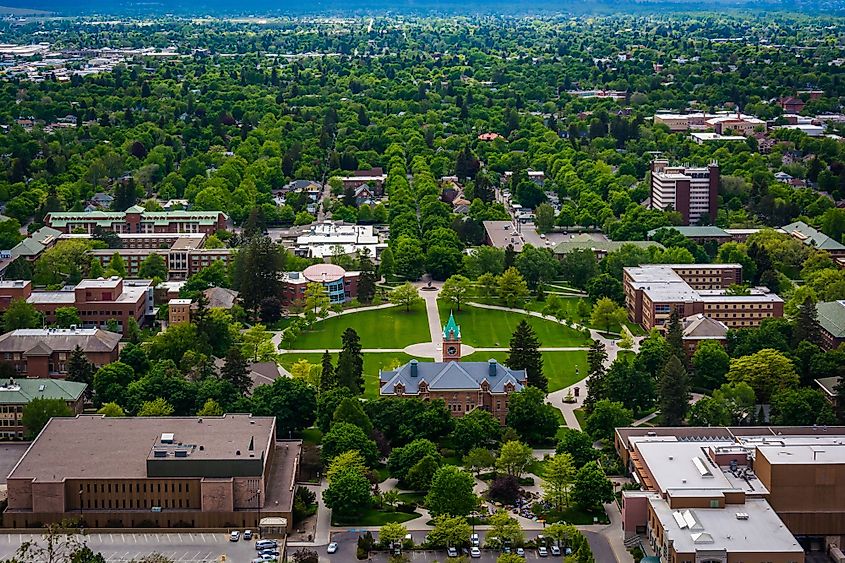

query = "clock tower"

[442,311,462,362]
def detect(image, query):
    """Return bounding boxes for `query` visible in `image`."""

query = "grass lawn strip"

[438,302,589,348]
[288,303,429,349]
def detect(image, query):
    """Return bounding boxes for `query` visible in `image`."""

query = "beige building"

[4,414,300,531]
[167,299,192,325]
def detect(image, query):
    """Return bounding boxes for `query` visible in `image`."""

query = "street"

[0,531,262,562]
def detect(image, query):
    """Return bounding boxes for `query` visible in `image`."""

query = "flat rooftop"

[8,414,275,482]
[650,498,803,555]
[482,220,525,251]
[757,443,845,464]
[634,439,745,493]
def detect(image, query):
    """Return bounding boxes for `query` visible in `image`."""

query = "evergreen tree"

[221,346,251,395]
[506,320,547,391]
[336,328,364,394]
[107,252,126,277]
[357,251,378,304]
[504,244,516,270]
[793,295,821,346]
[88,257,105,278]
[233,235,284,318]
[665,309,684,360]
[379,248,395,279]
[320,350,337,393]
[66,345,94,399]
[584,340,608,413]
[658,355,690,426]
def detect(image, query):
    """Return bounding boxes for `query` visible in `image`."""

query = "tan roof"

[682,314,729,340]
[203,287,239,309]
[0,328,121,354]
[8,414,275,481]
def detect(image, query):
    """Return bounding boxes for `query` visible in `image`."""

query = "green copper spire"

[443,310,461,340]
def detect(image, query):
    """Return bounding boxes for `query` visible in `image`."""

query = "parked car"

[327,542,339,554]
[229,531,240,542]
[550,545,561,556]
[243,530,253,540]
[260,549,280,558]
[470,533,480,546]
[470,546,481,558]
[447,546,459,557]
[516,547,525,556]
[256,540,278,550]
[538,546,548,557]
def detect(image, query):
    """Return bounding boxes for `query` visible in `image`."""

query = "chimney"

[488,359,497,377]
[410,359,418,377]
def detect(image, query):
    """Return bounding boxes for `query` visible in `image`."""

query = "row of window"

[86,482,190,494]
[84,497,189,510]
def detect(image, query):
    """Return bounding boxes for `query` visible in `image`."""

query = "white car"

[470,533,480,546]
[327,542,339,554]
[229,531,240,542]
[550,545,562,556]
[447,546,459,557]
[538,546,548,557]
[516,547,525,556]
[243,530,253,540]
[470,546,481,558]
[256,540,278,550]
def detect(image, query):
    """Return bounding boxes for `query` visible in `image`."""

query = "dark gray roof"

[380,360,525,395]
[0,328,121,354]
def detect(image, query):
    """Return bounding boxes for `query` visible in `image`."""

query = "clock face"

[447,346,457,355]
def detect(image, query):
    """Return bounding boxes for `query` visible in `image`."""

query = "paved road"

[0,531,263,562]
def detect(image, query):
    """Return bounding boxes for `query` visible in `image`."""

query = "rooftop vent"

[160,433,175,444]
[488,359,497,377]
[37,384,45,392]
[410,359,418,377]
[693,456,713,478]
[174,450,188,458]
[153,450,167,458]
[736,512,749,520]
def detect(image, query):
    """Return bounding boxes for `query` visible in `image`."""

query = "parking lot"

[0,531,267,562]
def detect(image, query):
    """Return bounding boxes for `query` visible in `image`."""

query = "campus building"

[280,264,360,306]
[816,300,845,351]
[289,221,387,260]
[650,160,719,225]
[0,328,121,378]
[0,378,86,440]
[44,206,227,235]
[379,313,526,424]
[780,221,845,260]
[4,414,300,531]
[616,426,845,562]
[0,277,154,336]
[623,264,784,331]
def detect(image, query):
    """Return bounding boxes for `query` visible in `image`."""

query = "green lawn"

[287,303,429,349]
[531,503,609,525]
[573,408,588,430]
[461,350,587,393]
[278,352,430,398]
[333,508,421,527]
[439,303,590,348]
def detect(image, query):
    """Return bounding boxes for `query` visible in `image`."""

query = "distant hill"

[0,0,829,16]
[0,4,52,14]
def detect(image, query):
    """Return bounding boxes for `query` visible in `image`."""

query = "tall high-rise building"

[650,159,719,225]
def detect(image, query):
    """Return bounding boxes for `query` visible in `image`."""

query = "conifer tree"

[584,339,608,413]
[320,350,337,393]
[221,346,251,395]
[336,328,364,394]
[506,320,547,391]
[665,308,684,360]
[658,355,690,426]
[793,295,821,346]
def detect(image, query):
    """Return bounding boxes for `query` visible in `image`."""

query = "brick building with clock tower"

[379,311,527,424]
[442,311,462,362]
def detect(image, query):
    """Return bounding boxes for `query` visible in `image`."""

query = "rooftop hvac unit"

[153,450,167,458]
[735,513,749,520]
[174,450,188,458]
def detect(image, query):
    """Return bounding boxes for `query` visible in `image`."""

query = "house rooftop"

[0,378,86,405]
[380,359,525,396]
[0,328,121,354]
[816,300,845,338]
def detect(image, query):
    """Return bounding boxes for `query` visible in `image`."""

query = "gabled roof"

[203,287,239,309]
[0,378,86,404]
[380,359,525,395]
[682,314,729,340]
[817,300,845,338]
[0,328,122,354]
[781,221,845,251]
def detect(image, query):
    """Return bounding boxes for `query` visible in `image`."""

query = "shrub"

[488,475,520,504]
